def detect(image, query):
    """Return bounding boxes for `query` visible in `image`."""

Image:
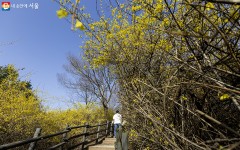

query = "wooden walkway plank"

[88,138,115,150]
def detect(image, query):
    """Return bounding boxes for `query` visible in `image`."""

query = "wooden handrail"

[0,121,113,150]
[47,142,66,150]
[0,130,70,149]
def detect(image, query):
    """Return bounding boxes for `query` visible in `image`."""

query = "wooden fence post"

[106,121,109,136]
[61,125,70,150]
[110,122,113,137]
[82,123,88,149]
[96,122,100,144]
[28,128,41,150]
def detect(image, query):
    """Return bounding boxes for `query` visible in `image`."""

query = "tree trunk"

[103,104,109,120]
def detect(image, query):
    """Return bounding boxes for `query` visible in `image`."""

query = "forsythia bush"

[41,103,112,134]
[0,65,43,144]
[0,65,112,147]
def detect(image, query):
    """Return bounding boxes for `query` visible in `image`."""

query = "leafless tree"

[58,54,117,118]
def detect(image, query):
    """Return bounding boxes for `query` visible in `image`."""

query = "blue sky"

[0,0,99,109]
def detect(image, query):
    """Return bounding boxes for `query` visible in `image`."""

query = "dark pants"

[114,123,121,137]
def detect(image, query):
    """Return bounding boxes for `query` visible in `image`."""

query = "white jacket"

[113,113,122,124]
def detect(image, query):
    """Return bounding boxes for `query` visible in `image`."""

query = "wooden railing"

[0,121,113,150]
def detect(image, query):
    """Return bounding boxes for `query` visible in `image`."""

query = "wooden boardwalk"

[88,138,115,150]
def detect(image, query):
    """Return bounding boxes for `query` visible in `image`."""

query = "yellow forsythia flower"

[75,20,85,30]
[220,94,230,101]
[155,3,163,12]
[89,24,94,30]
[133,99,138,103]
[132,6,137,12]
[163,18,170,26]
[206,2,214,11]
[76,0,80,3]
[164,140,169,145]
[181,95,188,101]
[56,9,68,19]
[144,147,150,150]
[132,5,141,12]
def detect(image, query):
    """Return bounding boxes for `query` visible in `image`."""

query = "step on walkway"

[88,138,115,150]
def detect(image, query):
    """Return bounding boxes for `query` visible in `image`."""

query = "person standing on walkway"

[113,110,122,138]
